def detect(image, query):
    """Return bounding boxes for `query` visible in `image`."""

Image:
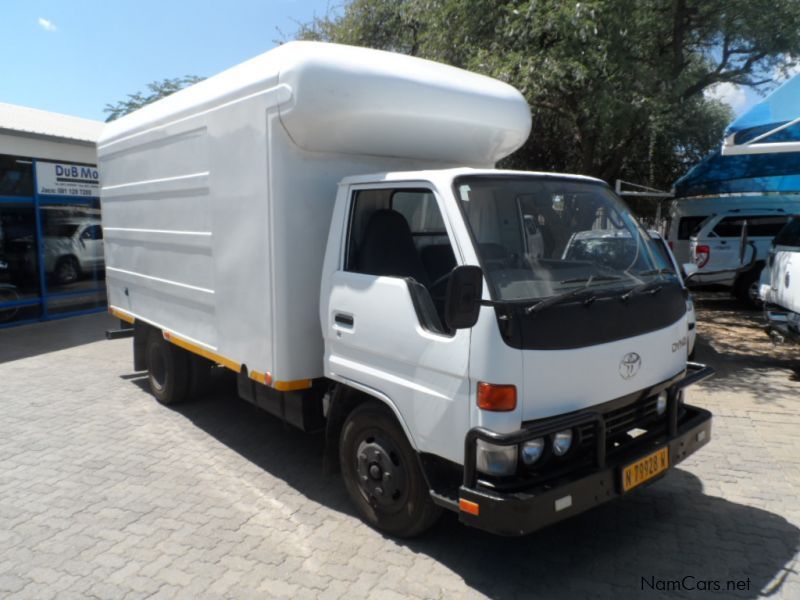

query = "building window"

[0,155,34,197]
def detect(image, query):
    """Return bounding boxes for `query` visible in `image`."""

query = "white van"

[666,196,800,267]
[688,209,792,300]
[100,42,713,537]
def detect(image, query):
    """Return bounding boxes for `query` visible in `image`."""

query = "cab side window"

[81,225,103,240]
[747,216,790,237]
[774,217,800,247]
[345,188,456,334]
[713,215,789,238]
[678,216,708,240]
[712,217,744,238]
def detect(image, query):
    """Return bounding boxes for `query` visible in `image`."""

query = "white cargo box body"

[99,41,531,387]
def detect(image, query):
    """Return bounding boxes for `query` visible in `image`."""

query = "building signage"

[36,162,99,198]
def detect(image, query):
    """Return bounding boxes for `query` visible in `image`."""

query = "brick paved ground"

[0,304,798,599]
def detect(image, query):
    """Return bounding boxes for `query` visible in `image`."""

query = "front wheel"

[54,256,80,285]
[0,286,20,323]
[339,403,441,537]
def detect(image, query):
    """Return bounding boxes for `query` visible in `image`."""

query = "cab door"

[703,216,740,272]
[324,183,471,464]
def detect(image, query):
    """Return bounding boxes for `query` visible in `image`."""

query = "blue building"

[0,103,106,327]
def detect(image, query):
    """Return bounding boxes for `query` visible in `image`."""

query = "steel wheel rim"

[354,431,409,514]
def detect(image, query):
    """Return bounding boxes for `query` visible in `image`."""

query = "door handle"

[334,313,354,327]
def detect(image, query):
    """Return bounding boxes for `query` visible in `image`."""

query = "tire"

[0,286,20,323]
[339,403,441,537]
[145,330,190,405]
[733,265,762,307]
[54,256,80,285]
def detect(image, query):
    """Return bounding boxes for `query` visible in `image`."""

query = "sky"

[0,0,337,121]
[1,1,796,124]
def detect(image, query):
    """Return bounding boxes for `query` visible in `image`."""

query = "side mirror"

[444,265,483,330]
[682,262,699,281]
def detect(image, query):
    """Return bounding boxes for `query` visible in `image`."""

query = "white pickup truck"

[760,217,800,342]
[689,208,792,302]
[99,42,713,537]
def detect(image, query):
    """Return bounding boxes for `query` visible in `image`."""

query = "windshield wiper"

[620,279,665,301]
[525,274,626,314]
[559,274,625,285]
[526,286,597,314]
[619,269,674,301]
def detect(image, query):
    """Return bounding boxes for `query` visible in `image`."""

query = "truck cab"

[320,168,713,535]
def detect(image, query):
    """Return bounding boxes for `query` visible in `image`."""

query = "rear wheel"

[733,265,763,307]
[146,330,190,405]
[339,403,441,537]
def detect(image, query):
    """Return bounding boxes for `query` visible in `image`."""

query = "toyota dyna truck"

[99,42,713,537]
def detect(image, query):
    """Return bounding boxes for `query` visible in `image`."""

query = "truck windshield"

[454,175,672,302]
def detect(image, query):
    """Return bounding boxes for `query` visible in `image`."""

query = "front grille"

[480,389,676,493]
[578,395,663,446]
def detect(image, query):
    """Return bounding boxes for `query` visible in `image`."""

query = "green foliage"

[103,76,205,122]
[295,0,800,196]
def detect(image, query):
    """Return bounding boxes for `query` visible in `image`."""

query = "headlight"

[552,430,573,457]
[476,440,517,476]
[656,391,668,416]
[521,438,545,465]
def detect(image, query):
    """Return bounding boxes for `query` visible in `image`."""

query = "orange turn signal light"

[459,498,480,516]
[477,382,517,412]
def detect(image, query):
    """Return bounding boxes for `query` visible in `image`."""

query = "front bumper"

[764,307,800,344]
[458,363,714,536]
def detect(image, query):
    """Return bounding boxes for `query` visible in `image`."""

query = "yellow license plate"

[622,447,669,492]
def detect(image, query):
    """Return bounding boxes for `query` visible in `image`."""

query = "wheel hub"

[368,463,382,480]
[356,437,407,509]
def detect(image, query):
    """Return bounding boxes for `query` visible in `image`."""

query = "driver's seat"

[357,209,431,287]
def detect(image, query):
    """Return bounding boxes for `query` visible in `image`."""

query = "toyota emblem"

[619,352,642,379]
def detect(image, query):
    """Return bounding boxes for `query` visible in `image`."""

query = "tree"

[295,0,800,194]
[103,76,205,122]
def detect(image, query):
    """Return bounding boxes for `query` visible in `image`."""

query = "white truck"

[99,42,713,537]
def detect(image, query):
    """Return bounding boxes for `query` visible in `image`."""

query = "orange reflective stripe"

[274,379,312,392]
[249,370,273,385]
[109,307,135,324]
[162,331,240,372]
